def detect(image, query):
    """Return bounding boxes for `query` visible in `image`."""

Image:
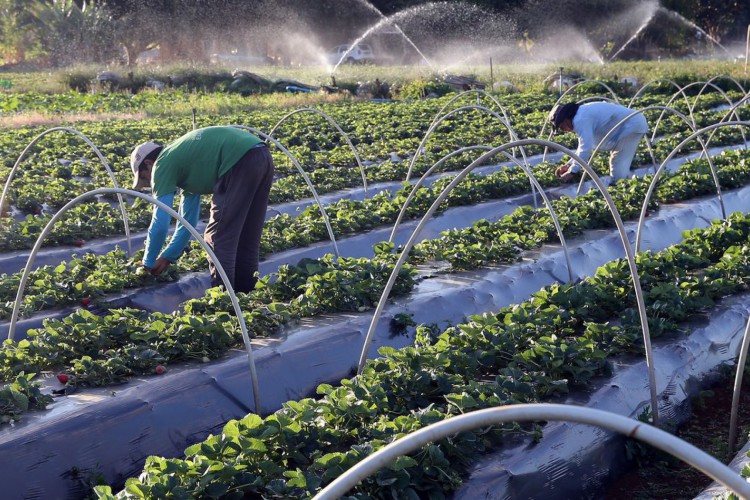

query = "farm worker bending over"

[549,101,649,183]
[130,126,275,293]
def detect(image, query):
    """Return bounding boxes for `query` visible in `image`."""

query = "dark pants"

[204,144,274,293]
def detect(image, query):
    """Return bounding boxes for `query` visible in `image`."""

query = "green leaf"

[123,479,147,498]
[389,455,418,471]
[204,482,229,498]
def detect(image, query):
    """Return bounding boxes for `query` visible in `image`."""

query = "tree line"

[0,0,748,68]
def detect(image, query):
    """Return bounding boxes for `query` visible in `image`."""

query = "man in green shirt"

[130,126,274,293]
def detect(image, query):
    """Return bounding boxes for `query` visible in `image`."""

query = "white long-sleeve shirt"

[569,102,649,171]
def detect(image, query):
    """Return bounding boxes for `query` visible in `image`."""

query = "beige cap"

[130,141,161,189]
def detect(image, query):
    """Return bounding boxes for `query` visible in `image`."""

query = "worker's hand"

[151,257,171,275]
[555,163,577,183]
[134,262,151,276]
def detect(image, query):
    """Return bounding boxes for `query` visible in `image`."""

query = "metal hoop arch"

[634,121,750,254]
[387,144,574,283]
[0,127,133,256]
[230,125,340,258]
[653,81,744,146]
[698,92,750,157]
[627,78,693,119]
[729,316,750,455]
[5,187,262,412]
[426,90,528,168]
[684,80,741,121]
[390,145,491,242]
[428,90,515,138]
[313,404,750,499]
[405,105,528,182]
[574,105,725,222]
[697,75,746,102]
[268,108,369,196]
[357,138,660,426]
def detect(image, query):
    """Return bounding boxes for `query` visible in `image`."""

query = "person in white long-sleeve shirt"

[549,101,649,183]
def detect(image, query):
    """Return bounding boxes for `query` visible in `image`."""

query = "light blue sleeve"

[160,193,201,262]
[143,192,175,268]
[571,120,595,173]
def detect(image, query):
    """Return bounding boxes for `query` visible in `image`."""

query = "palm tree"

[29,0,117,67]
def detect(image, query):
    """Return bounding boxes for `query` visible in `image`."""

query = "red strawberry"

[56,373,69,384]
[155,365,167,375]
[81,297,91,307]
[74,239,85,247]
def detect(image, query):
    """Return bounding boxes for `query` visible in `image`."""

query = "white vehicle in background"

[327,43,376,65]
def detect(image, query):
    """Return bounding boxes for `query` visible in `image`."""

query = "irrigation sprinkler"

[635,121,750,254]
[313,404,750,499]
[574,106,724,222]
[0,127,133,256]
[268,108,369,196]
[230,125,340,258]
[387,144,575,283]
[729,316,750,456]
[358,139,661,427]
[5,187,262,413]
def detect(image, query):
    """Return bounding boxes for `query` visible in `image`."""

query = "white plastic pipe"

[230,125,340,258]
[729,316,750,454]
[358,139,660,426]
[268,108,369,196]
[635,121,750,253]
[574,105,725,222]
[387,146,575,282]
[6,187,262,414]
[313,404,750,499]
[0,127,132,255]
[405,105,527,182]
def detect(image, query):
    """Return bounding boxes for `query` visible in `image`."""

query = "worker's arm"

[142,192,175,268]
[159,193,201,262]
[569,124,596,173]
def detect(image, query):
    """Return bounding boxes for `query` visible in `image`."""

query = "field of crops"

[2,69,750,498]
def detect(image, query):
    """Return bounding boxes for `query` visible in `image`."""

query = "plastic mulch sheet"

[0,182,748,496]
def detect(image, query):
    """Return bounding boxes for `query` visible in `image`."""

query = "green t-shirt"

[152,126,262,197]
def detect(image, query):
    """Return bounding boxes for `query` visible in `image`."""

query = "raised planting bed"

[2,184,749,497]
[453,294,750,498]
[90,210,750,499]
[3,138,740,338]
